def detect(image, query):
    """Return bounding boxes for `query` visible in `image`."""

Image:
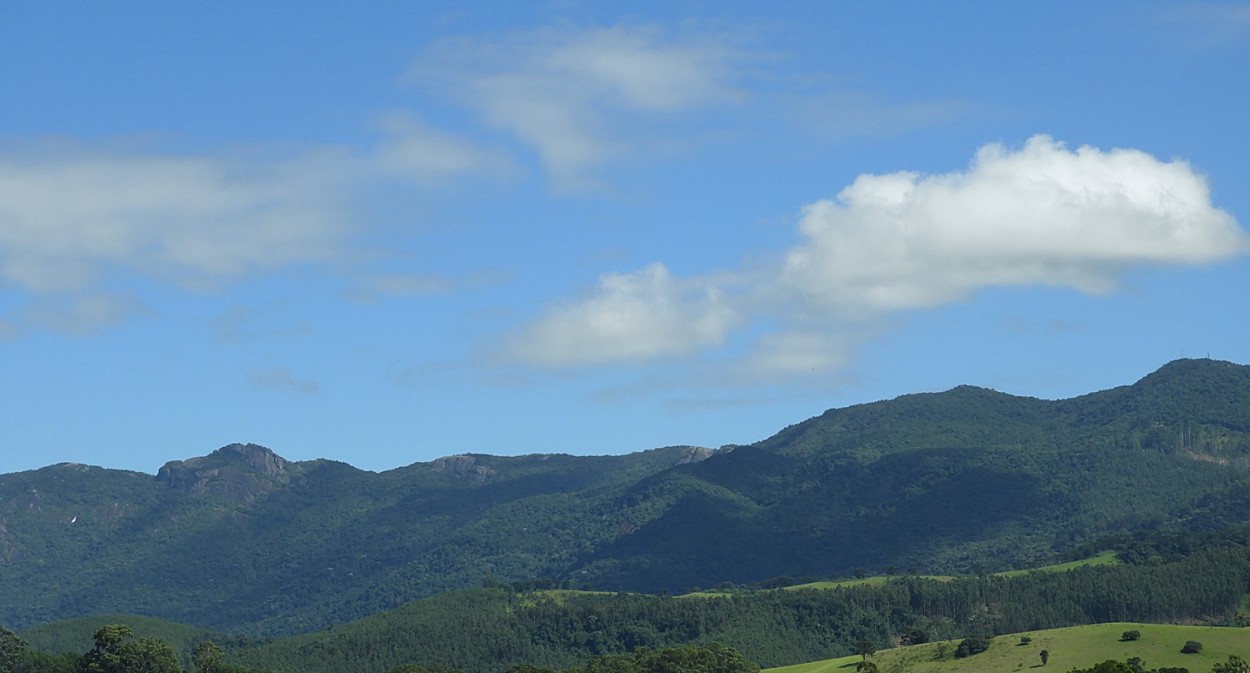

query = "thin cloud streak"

[411,23,747,189]
[249,366,320,395]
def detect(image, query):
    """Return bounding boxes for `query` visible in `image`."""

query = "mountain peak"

[156,443,292,502]
[213,443,289,474]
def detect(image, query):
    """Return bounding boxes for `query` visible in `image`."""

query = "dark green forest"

[8,527,1250,673]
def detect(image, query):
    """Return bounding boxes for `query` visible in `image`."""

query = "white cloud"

[507,136,1247,380]
[505,263,739,366]
[413,24,743,188]
[0,144,347,295]
[781,135,1246,313]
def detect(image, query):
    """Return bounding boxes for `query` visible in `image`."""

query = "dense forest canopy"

[8,526,1250,673]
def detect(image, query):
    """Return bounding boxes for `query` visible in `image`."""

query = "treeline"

[11,529,1250,673]
[0,623,269,673]
[1,624,756,673]
[214,539,1250,673]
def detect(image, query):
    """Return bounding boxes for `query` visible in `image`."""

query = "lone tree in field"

[1181,641,1203,654]
[1040,650,1050,666]
[955,635,991,658]
[1121,630,1142,642]
[853,641,877,661]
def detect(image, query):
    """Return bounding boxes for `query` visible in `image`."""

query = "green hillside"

[4,359,1250,635]
[767,623,1250,673]
[13,528,1250,673]
[219,538,1250,673]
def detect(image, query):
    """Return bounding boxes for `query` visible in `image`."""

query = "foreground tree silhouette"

[79,625,180,673]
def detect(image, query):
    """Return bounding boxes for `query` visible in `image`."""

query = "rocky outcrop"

[429,454,496,484]
[676,446,715,464]
[156,443,292,503]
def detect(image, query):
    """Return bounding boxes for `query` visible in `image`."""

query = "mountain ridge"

[2,358,1249,634]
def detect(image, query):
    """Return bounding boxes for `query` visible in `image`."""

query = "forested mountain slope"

[20,529,1250,673]
[2,358,1249,634]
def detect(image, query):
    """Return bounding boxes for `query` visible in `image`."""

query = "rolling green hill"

[4,358,1250,635]
[766,623,1250,673]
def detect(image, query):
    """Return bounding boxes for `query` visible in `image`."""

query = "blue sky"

[2,1,1249,475]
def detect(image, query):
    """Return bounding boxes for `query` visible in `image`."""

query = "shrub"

[1181,641,1203,654]
[955,635,991,658]
[1121,630,1141,642]
[899,628,928,646]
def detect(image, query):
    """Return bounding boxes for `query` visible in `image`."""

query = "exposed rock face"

[156,443,292,503]
[429,455,496,484]
[677,446,715,464]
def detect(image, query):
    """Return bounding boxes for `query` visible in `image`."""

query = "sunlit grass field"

[765,623,1249,673]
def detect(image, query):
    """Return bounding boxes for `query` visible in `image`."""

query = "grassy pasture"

[995,551,1121,578]
[685,552,1125,596]
[765,623,1249,673]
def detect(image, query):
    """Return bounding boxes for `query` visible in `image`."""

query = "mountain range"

[2,358,1249,635]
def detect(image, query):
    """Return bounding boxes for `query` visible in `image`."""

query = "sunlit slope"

[767,623,1250,673]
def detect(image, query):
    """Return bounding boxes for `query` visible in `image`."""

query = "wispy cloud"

[1,20,975,339]
[506,135,1248,383]
[0,128,495,335]
[24,293,150,334]
[787,90,968,140]
[408,22,974,190]
[1157,3,1250,46]
[372,112,513,184]
[411,24,746,189]
[249,366,320,395]
[0,143,349,295]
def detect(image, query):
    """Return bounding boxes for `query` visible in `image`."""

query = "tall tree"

[78,625,181,673]
[1,626,29,673]
[193,643,226,673]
